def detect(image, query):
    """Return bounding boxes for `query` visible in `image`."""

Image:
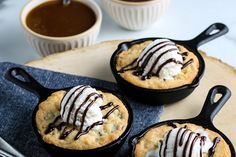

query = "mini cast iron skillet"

[110,23,229,104]
[130,85,235,157]
[4,67,133,157]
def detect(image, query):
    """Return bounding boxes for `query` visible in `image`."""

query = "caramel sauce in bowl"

[21,0,102,56]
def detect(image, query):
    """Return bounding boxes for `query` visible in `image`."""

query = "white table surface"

[0,0,236,67]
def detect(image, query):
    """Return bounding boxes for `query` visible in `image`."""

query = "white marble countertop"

[0,0,236,67]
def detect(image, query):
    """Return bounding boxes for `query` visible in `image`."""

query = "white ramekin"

[21,0,102,56]
[102,0,170,31]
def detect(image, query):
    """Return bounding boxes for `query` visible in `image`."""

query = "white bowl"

[102,0,170,31]
[21,0,102,56]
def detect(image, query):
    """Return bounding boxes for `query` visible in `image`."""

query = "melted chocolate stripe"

[167,122,177,128]
[163,130,172,157]
[100,102,114,110]
[182,59,194,70]
[74,121,103,140]
[209,137,221,157]
[44,116,61,134]
[103,105,119,119]
[189,136,200,157]
[159,140,163,157]
[179,129,189,146]
[66,86,89,123]
[156,58,182,77]
[45,90,120,142]
[75,95,101,139]
[60,127,75,140]
[183,132,194,157]
[138,43,176,69]
[117,58,138,73]
[145,48,179,77]
[200,136,206,157]
[182,52,189,56]
[174,128,183,157]
[72,92,101,125]
[137,41,174,64]
[61,85,85,117]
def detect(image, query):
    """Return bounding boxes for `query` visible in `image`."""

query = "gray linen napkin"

[0,62,163,157]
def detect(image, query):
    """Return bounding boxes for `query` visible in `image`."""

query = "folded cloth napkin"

[0,62,163,157]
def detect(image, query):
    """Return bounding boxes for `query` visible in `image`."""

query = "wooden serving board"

[27,40,236,146]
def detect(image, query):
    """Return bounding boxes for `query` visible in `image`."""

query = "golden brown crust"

[36,90,129,150]
[115,41,200,89]
[134,123,231,157]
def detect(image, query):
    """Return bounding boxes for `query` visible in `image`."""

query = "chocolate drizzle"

[103,105,119,119]
[209,137,221,157]
[61,85,86,117]
[137,41,175,66]
[156,126,219,157]
[44,116,61,134]
[45,87,120,140]
[99,102,113,110]
[182,58,194,70]
[117,40,194,80]
[167,122,177,128]
[117,58,138,73]
[163,130,172,157]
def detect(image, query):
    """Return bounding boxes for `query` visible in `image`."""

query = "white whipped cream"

[145,127,213,157]
[60,85,103,131]
[137,39,183,80]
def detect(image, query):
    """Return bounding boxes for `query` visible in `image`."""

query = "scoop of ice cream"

[146,127,214,157]
[137,39,183,80]
[60,85,103,131]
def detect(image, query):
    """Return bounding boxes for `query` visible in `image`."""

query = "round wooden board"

[27,40,236,147]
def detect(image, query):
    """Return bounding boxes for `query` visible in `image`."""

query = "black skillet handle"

[196,85,231,125]
[4,67,51,99]
[190,23,228,48]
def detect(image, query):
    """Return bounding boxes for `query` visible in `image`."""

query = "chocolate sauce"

[182,52,189,56]
[159,140,163,157]
[182,59,194,70]
[156,59,182,77]
[189,135,200,156]
[61,85,86,117]
[74,121,103,140]
[66,86,90,123]
[100,102,114,110]
[60,127,75,139]
[137,41,174,65]
[146,48,179,77]
[117,41,194,80]
[133,125,221,157]
[117,58,138,73]
[44,116,61,134]
[45,94,119,141]
[103,105,119,119]
[174,128,183,157]
[75,95,101,138]
[179,129,189,146]
[163,130,172,157]
[167,122,177,128]
[72,92,101,125]
[183,132,194,157]
[209,137,221,157]
[200,136,206,157]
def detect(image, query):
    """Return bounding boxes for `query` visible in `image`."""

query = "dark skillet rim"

[31,86,133,154]
[129,118,236,157]
[110,37,205,93]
